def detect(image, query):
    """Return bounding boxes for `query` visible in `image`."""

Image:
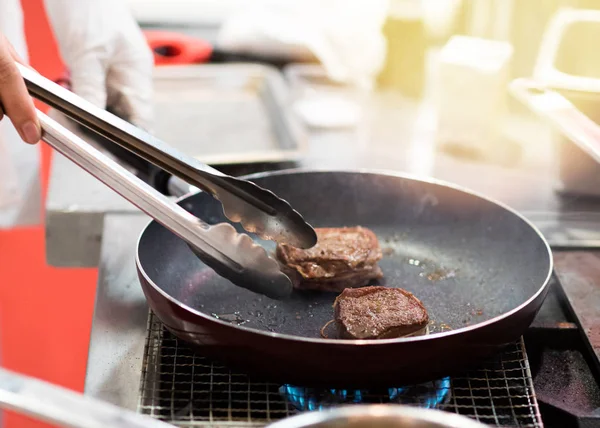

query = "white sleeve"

[0,0,27,60]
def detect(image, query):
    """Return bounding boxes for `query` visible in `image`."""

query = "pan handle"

[0,367,174,428]
[509,77,600,165]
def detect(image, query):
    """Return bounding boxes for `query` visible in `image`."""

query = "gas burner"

[279,377,452,411]
[141,317,542,427]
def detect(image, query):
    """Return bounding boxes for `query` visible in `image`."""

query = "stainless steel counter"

[84,213,150,410]
[45,79,600,411]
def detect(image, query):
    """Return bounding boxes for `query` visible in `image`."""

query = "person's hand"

[0,34,41,144]
[44,0,154,130]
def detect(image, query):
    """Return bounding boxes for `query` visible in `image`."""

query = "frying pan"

[28,61,553,387]
[137,169,553,387]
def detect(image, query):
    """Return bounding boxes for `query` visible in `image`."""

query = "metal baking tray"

[150,63,307,165]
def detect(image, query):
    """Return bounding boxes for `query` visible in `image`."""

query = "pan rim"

[135,167,554,346]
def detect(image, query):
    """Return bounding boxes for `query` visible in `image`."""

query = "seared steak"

[333,286,429,339]
[276,226,383,291]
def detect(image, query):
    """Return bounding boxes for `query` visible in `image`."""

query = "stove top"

[138,318,541,427]
[136,250,600,427]
[524,252,600,428]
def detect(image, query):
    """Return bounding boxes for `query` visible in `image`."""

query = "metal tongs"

[18,64,316,299]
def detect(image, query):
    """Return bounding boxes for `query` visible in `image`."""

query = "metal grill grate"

[138,312,543,427]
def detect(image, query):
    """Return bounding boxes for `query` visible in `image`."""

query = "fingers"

[0,34,41,144]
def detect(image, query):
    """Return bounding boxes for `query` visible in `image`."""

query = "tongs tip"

[218,176,317,250]
[188,222,294,299]
[285,221,318,250]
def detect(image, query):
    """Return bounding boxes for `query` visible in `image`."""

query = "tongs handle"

[19,63,317,250]
[38,108,293,298]
[38,109,207,257]
[18,63,224,186]
[37,111,292,298]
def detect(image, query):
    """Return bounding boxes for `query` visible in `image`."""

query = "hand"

[44,0,154,130]
[0,33,41,144]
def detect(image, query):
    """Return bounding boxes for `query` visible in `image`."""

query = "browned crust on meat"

[292,265,383,292]
[275,226,383,291]
[333,286,429,339]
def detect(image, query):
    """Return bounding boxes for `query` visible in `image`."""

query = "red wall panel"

[0,2,98,427]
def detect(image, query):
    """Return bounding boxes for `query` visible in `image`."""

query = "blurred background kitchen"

[2,0,600,426]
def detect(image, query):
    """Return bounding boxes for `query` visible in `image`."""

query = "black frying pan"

[136,169,553,387]
[25,63,552,387]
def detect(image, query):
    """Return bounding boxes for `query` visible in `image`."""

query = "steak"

[333,286,429,339]
[276,226,383,292]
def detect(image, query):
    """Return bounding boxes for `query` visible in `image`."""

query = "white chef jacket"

[0,0,40,224]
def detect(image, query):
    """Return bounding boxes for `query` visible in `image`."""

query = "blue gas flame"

[280,377,451,412]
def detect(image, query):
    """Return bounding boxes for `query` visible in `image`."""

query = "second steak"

[333,286,429,339]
